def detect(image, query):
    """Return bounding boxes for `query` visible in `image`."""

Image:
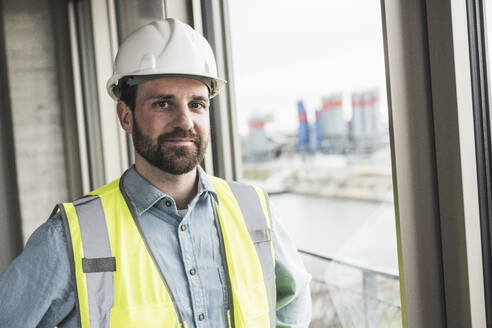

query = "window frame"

[467,0,492,324]
[383,0,485,326]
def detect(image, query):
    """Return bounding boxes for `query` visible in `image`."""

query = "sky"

[227,0,388,136]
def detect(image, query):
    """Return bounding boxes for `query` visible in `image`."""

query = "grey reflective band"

[249,229,271,243]
[83,257,116,273]
[73,195,114,328]
[227,182,276,327]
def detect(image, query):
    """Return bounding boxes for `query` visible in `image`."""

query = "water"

[270,192,399,276]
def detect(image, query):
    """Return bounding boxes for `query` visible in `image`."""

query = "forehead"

[136,76,209,100]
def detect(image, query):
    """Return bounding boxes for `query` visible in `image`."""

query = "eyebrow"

[145,94,175,101]
[191,96,209,103]
[145,94,209,103]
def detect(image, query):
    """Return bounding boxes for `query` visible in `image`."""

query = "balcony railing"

[299,249,401,328]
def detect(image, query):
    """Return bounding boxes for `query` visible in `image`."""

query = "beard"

[132,117,207,175]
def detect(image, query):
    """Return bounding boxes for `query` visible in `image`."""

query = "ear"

[117,100,133,134]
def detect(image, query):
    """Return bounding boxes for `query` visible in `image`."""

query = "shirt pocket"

[239,285,270,326]
[109,304,179,328]
[226,282,270,328]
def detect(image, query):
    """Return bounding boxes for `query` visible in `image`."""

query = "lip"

[162,139,194,145]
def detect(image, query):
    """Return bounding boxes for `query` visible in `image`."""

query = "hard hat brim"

[107,73,226,101]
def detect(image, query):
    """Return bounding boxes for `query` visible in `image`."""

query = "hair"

[116,78,138,112]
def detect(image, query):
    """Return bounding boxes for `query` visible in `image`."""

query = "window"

[228,0,401,326]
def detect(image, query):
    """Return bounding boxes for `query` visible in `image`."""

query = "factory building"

[245,116,271,162]
[319,94,349,153]
[297,100,311,155]
[351,90,382,152]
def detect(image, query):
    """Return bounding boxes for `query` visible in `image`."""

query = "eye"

[190,102,207,110]
[153,100,169,109]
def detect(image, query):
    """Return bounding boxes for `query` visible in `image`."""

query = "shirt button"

[165,200,172,207]
[198,313,205,321]
[189,268,196,276]
[180,225,187,231]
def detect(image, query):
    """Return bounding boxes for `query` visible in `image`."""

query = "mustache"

[157,128,200,144]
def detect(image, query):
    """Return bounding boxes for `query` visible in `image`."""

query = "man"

[0,19,311,327]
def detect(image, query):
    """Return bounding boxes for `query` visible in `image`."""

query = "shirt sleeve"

[0,212,75,327]
[271,203,312,327]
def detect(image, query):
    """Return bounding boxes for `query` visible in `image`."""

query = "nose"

[174,103,194,131]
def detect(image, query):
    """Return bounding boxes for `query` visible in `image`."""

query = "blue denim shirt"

[0,166,311,327]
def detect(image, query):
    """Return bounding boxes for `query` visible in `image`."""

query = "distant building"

[297,100,311,155]
[294,90,385,156]
[320,94,346,138]
[245,116,271,162]
[314,110,322,152]
[351,89,382,152]
[319,94,349,153]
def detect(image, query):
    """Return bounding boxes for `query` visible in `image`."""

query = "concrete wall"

[0,0,23,273]
[3,0,69,241]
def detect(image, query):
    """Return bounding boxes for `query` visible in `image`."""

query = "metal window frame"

[467,0,492,324]
[382,0,486,326]
[70,0,106,190]
[52,0,84,199]
[89,0,130,183]
[68,1,91,194]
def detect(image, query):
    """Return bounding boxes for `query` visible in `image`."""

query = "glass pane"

[228,1,401,326]
[114,0,166,41]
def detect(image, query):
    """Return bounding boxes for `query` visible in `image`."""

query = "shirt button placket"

[179,209,207,327]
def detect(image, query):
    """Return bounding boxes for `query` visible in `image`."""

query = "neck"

[134,154,198,210]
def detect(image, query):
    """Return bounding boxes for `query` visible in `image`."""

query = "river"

[270,192,399,275]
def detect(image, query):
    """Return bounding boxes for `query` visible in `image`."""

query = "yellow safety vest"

[55,174,275,328]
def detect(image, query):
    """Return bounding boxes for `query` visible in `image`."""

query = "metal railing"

[298,249,401,328]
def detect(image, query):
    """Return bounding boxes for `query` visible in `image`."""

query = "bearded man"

[0,19,312,328]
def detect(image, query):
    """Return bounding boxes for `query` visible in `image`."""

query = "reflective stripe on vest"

[57,175,275,327]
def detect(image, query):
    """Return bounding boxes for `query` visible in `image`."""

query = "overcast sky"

[227,0,388,135]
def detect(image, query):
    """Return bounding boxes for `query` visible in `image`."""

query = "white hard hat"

[107,18,226,100]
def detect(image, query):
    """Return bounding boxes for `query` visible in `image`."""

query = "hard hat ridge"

[107,18,226,100]
[139,53,157,72]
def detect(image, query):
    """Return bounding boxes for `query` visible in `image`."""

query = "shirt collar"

[122,165,218,216]
[196,165,218,203]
